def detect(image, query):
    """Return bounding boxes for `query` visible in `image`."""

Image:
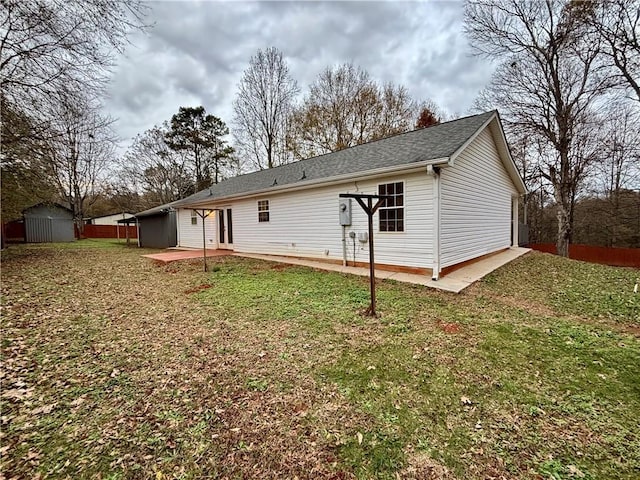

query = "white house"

[172,111,526,280]
[86,212,135,226]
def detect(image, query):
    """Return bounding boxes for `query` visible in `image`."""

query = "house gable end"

[439,126,518,268]
[449,113,526,195]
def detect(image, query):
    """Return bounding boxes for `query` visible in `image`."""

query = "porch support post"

[195,209,214,272]
[340,193,390,317]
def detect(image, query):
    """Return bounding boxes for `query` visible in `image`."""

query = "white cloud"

[103,0,496,152]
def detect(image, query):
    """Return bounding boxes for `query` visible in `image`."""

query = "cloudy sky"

[104,0,496,152]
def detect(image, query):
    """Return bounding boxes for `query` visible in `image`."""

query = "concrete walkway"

[235,247,531,293]
[144,246,530,293]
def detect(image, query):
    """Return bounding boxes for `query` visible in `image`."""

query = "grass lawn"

[1,241,638,479]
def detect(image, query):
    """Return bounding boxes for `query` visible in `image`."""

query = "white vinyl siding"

[176,208,217,249]
[228,172,433,269]
[90,213,134,225]
[439,128,517,268]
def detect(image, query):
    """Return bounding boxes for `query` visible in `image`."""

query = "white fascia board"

[490,118,527,194]
[181,157,450,208]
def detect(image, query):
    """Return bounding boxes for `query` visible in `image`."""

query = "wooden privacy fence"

[4,221,25,242]
[529,243,640,268]
[83,224,138,239]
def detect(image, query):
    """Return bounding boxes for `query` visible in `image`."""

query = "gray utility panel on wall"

[339,198,352,226]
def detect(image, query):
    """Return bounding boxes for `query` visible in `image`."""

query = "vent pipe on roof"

[272,178,278,186]
[301,170,306,180]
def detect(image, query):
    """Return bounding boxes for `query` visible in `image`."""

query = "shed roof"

[134,201,180,218]
[23,202,73,214]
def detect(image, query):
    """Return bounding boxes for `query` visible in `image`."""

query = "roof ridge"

[269,110,493,172]
[208,110,496,183]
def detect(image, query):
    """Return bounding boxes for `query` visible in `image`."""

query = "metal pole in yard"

[339,193,389,317]
[196,209,214,272]
[367,196,377,316]
[202,210,207,272]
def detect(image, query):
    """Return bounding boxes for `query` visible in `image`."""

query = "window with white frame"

[258,200,270,222]
[378,182,404,232]
[191,210,197,225]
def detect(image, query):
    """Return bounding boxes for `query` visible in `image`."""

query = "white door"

[217,208,233,250]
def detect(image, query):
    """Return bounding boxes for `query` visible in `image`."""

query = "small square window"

[258,200,269,222]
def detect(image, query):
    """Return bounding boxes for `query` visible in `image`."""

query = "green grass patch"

[482,252,639,322]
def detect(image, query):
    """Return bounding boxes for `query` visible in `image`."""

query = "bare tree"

[597,102,640,194]
[121,125,195,207]
[581,0,640,102]
[0,0,146,223]
[0,0,146,127]
[289,63,416,159]
[465,0,611,256]
[0,106,57,221]
[594,101,640,245]
[289,64,375,158]
[377,83,417,137]
[233,47,299,170]
[89,182,141,218]
[43,94,116,234]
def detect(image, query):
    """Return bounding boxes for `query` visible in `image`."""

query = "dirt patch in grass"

[400,451,453,480]
[271,263,292,271]
[183,283,213,294]
[437,321,462,334]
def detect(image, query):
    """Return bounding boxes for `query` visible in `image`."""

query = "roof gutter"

[181,157,450,208]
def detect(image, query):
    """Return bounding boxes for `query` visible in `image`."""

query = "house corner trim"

[428,165,441,280]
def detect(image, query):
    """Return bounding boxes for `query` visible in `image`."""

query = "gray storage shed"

[23,203,75,243]
[135,203,177,249]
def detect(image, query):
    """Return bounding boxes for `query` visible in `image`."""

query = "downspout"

[427,165,441,280]
[512,195,519,247]
[176,210,181,247]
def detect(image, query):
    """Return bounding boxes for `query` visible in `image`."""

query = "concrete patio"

[142,249,232,262]
[144,246,531,293]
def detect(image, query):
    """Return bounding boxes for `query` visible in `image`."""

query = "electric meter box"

[339,198,352,225]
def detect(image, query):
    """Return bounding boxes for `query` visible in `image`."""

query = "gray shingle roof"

[170,110,496,208]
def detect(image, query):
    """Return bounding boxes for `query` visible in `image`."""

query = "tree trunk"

[554,151,572,258]
[556,204,571,257]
